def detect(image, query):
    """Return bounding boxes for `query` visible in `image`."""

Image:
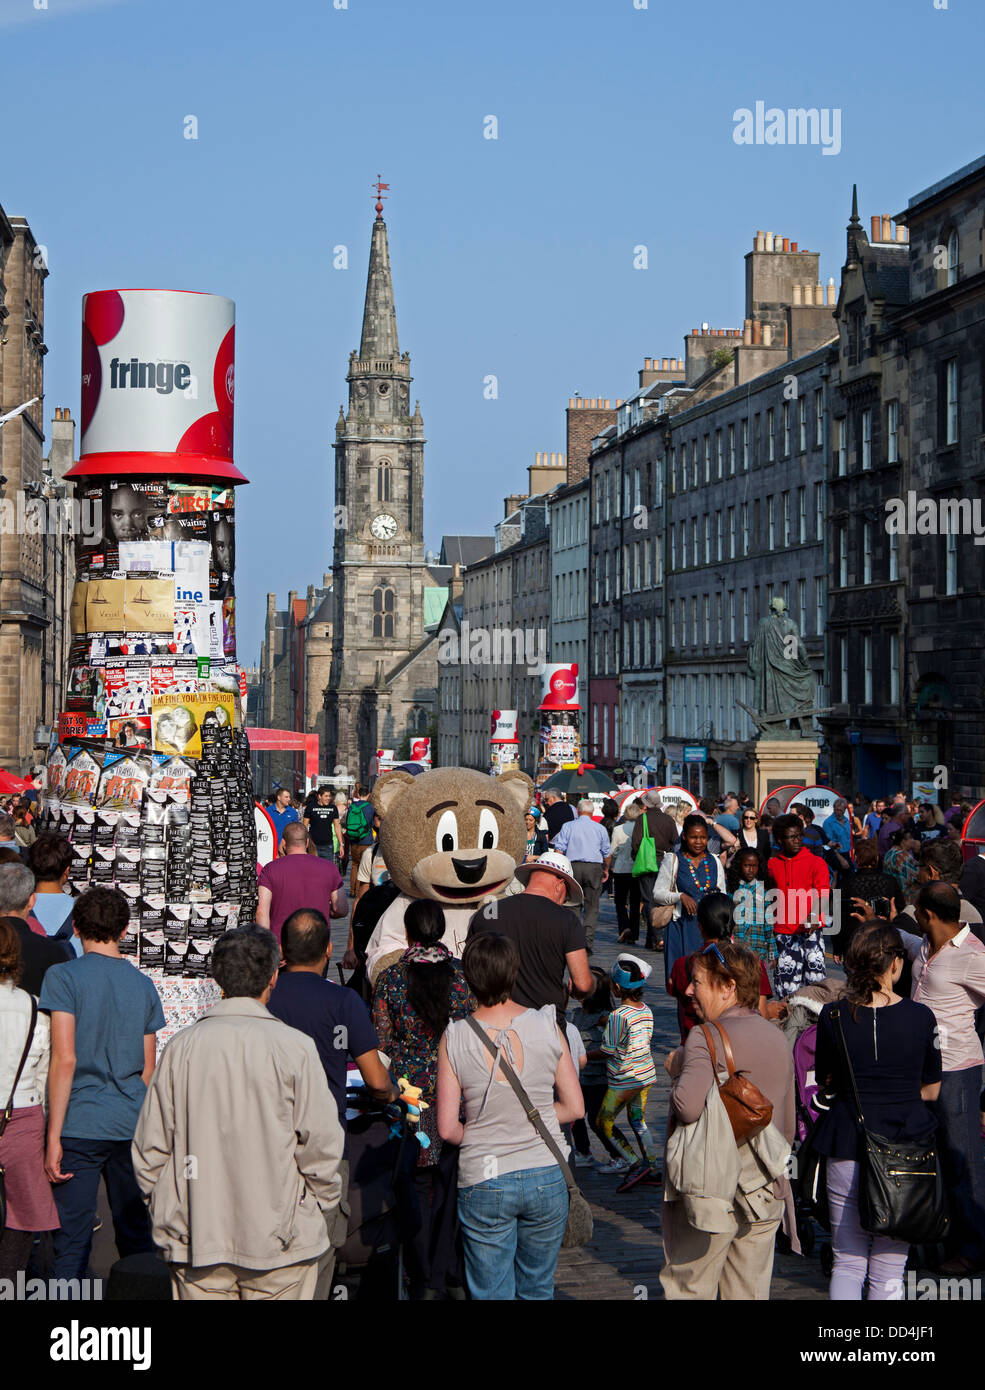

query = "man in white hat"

[467,849,593,1018]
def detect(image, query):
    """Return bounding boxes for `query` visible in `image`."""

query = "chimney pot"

[895,223,906,243]
[790,241,798,252]
[764,232,774,252]
[751,320,762,345]
[882,215,892,242]
[813,282,823,306]
[793,284,803,305]
[870,215,881,242]
[782,237,789,252]
[827,279,837,306]
[762,323,773,347]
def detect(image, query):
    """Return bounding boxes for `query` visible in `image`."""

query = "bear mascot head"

[364,765,533,983]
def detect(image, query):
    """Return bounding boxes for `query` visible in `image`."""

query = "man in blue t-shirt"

[267,907,394,1126]
[267,787,300,849]
[40,886,165,1280]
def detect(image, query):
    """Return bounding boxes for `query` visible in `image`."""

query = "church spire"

[358,182,399,360]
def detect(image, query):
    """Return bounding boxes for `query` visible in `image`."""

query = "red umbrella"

[0,769,30,794]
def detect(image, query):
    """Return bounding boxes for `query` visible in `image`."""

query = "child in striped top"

[598,954,661,1191]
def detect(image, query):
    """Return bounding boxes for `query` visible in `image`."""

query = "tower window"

[377,460,392,502]
[372,585,395,638]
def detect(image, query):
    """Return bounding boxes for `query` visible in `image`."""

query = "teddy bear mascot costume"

[364,766,534,985]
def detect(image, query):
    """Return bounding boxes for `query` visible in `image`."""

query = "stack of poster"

[39,475,256,998]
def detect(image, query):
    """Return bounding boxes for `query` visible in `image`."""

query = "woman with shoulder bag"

[811,921,942,1301]
[0,921,60,1277]
[660,940,796,1300]
[436,933,585,1300]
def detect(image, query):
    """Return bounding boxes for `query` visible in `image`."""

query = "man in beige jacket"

[132,926,345,1300]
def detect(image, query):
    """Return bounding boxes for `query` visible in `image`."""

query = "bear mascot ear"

[371,769,416,819]
[497,768,535,820]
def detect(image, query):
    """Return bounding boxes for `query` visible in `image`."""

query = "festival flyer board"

[152,691,235,759]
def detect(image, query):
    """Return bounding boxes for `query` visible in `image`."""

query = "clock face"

[371,513,398,541]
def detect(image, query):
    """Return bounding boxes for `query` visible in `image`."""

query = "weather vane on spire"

[373,175,389,218]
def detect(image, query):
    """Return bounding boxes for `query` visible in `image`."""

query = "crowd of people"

[1,774,984,1303]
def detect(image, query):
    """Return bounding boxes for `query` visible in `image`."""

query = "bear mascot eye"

[478,807,499,851]
[435,808,459,853]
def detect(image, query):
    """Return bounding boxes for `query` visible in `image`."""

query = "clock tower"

[326,190,433,779]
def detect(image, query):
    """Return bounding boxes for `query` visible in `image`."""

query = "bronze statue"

[739,597,827,738]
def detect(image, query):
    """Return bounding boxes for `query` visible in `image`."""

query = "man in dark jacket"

[542,790,576,842]
[0,861,72,994]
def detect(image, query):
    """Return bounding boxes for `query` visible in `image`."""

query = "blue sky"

[3,0,983,660]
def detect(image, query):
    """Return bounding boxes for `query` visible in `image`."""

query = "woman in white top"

[437,933,583,1300]
[0,919,59,1277]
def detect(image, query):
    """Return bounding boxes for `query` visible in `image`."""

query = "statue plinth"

[751,738,820,808]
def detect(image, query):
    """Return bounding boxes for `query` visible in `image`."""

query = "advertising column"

[39,288,257,1046]
[537,663,581,783]
[489,709,520,775]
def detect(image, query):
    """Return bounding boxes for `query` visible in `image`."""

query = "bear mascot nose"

[451,855,488,884]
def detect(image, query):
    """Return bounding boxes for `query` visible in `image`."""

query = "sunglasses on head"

[701,941,732,975]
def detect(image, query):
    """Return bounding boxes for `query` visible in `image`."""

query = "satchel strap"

[711,1021,738,1077]
[1,995,37,1136]
[465,1015,577,1196]
[829,1005,866,1129]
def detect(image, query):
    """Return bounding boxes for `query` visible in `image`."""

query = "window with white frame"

[669,447,676,496]
[783,401,791,456]
[728,590,736,643]
[798,397,807,453]
[781,491,790,545]
[741,418,749,471]
[691,440,698,487]
[655,536,663,584]
[704,436,711,483]
[728,507,736,558]
[741,502,749,554]
[798,487,807,544]
[767,496,776,546]
[889,530,899,581]
[815,576,825,635]
[703,515,711,564]
[840,635,848,703]
[703,595,710,645]
[728,424,735,475]
[863,633,873,704]
[669,602,676,648]
[742,588,749,641]
[946,359,959,445]
[863,522,872,584]
[623,471,632,518]
[716,594,723,644]
[946,521,958,594]
[798,578,806,626]
[836,418,847,475]
[947,228,959,287]
[680,597,687,647]
[814,389,823,448]
[861,408,872,470]
[890,635,900,704]
[887,399,899,464]
[814,481,824,541]
[716,511,723,562]
[670,527,677,571]
[644,538,651,588]
[691,596,698,645]
[716,431,723,478]
[838,525,848,587]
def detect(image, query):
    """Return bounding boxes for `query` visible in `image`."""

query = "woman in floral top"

[373,899,475,1300]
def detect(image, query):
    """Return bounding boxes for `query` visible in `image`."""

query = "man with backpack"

[345,786,376,897]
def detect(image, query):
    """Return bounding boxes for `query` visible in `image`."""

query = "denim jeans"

[51,1138,155,1284]
[931,1066,985,1263]
[457,1164,568,1299]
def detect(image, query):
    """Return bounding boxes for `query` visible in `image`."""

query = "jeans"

[313,844,336,861]
[458,1165,568,1300]
[826,1158,908,1300]
[931,1066,985,1263]
[51,1137,155,1284]
[614,873,643,942]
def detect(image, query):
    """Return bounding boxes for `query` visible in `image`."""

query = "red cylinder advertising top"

[66,289,246,483]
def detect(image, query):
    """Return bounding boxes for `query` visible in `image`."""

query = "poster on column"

[152,691,235,759]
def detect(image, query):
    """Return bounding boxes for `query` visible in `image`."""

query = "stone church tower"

[325,198,439,780]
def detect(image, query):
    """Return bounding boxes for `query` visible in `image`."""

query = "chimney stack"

[762,323,773,347]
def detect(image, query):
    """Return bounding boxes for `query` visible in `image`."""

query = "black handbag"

[830,1004,949,1246]
[0,995,38,1236]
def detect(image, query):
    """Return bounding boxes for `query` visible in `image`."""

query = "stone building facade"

[549,474,589,681]
[325,210,442,780]
[825,159,985,798]
[0,206,48,771]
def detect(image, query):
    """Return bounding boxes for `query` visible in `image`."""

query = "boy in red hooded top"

[767,813,830,999]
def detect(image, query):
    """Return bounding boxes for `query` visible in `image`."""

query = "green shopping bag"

[632,810,659,877]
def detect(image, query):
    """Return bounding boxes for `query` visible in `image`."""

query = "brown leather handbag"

[700,1020,773,1145]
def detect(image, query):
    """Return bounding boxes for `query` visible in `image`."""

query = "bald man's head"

[282,822,310,853]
